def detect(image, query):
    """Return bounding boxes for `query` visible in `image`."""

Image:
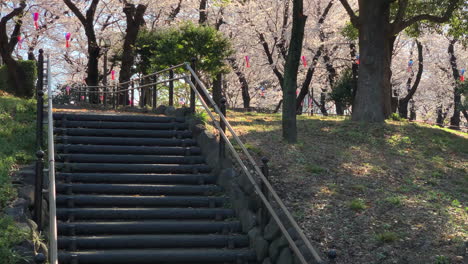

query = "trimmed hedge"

[0,60,37,98]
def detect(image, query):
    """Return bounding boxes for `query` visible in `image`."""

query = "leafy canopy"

[136,22,233,76]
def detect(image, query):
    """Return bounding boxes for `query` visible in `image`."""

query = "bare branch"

[63,0,87,25]
[338,0,359,27]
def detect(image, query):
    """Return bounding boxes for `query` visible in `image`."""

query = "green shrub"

[0,217,29,263]
[390,113,403,121]
[305,164,326,174]
[375,231,398,243]
[0,60,37,98]
[348,198,367,211]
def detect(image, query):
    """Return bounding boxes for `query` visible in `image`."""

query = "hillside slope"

[0,95,36,263]
[226,111,467,264]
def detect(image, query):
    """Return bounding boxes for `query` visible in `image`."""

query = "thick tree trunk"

[63,0,101,103]
[353,0,392,122]
[282,0,307,143]
[448,39,461,129]
[0,1,27,97]
[119,3,147,105]
[87,42,100,103]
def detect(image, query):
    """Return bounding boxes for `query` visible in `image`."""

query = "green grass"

[375,231,399,243]
[0,95,36,263]
[0,217,29,263]
[348,198,367,211]
[226,110,467,262]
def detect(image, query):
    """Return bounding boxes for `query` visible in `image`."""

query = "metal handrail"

[118,63,185,86]
[70,76,187,94]
[184,63,323,264]
[46,55,59,264]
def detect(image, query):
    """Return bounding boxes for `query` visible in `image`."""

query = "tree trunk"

[409,100,416,121]
[0,1,27,97]
[228,59,250,108]
[119,3,147,105]
[350,43,359,107]
[436,105,445,127]
[212,73,223,107]
[448,39,461,129]
[295,46,322,113]
[353,0,392,122]
[398,40,424,119]
[282,0,307,143]
[320,91,328,116]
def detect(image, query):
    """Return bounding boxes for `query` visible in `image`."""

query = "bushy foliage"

[0,61,37,98]
[329,68,355,108]
[136,22,233,76]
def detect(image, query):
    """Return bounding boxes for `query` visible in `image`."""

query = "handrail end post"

[219,97,227,160]
[34,150,45,230]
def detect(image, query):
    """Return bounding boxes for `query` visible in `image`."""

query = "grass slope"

[0,95,36,263]
[226,111,467,264]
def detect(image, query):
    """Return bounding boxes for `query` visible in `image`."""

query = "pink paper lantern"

[33,12,39,30]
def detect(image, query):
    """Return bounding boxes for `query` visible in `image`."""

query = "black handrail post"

[152,75,157,110]
[219,98,227,160]
[131,81,135,107]
[34,150,44,230]
[140,79,145,108]
[169,67,174,106]
[260,157,270,232]
[190,58,197,113]
[36,49,44,149]
[112,86,116,109]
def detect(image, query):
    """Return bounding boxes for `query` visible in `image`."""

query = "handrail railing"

[46,54,59,264]
[184,64,323,264]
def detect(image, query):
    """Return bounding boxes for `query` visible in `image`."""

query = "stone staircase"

[52,113,256,264]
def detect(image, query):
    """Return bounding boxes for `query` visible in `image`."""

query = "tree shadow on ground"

[225,111,467,264]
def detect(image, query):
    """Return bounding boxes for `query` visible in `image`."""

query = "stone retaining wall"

[186,114,309,264]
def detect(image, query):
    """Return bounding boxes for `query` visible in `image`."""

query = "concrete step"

[55,144,201,155]
[55,183,221,196]
[56,195,226,207]
[56,163,211,174]
[58,220,241,235]
[58,234,249,250]
[53,113,185,123]
[57,208,236,221]
[56,173,215,185]
[57,248,256,264]
[55,136,196,147]
[56,154,205,164]
[54,120,188,130]
[54,128,193,138]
